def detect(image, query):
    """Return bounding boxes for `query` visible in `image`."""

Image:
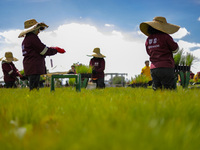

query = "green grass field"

[0,87,200,150]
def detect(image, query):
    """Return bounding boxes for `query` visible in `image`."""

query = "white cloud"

[178,40,200,51]
[105,24,115,27]
[0,30,22,45]
[198,17,200,21]
[0,22,200,81]
[172,27,190,39]
[0,23,148,80]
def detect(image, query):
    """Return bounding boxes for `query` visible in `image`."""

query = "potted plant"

[75,64,92,78]
[130,75,149,88]
[75,64,93,88]
[173,50,196,88]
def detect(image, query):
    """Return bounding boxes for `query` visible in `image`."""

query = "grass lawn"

[0,87,200,150]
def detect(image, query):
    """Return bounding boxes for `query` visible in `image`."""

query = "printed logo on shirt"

[94,62,99,66]
[149,39,153,44]
[153,38,157,44]
[148,38,157,44]
[148,38,159,49]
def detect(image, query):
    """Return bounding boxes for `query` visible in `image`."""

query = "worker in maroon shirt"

[0,52,23,88]
[140,16,180,90]
[88,48,105,88]
[18,19,65,90]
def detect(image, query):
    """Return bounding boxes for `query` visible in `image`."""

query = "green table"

[80,73,92,88]
[51,74,81,92]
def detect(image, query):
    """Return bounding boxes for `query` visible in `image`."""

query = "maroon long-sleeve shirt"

[22,32,57,75]
[89,57,105,79]
[145,33,178,69]
[2,61,20,82]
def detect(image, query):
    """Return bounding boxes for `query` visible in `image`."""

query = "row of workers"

[1,16,196,90]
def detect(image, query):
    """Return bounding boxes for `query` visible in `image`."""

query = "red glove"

[17,71,23,78]
[51,47,66,53]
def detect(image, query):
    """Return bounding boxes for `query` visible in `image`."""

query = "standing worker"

[88,48,106,89]
[141,60,152,86]
[18,19,65,90]
[140,16,180,90]
[0,52,23,88]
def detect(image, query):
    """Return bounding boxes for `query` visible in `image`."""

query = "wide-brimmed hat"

[88,48,106,58]
[140,16,180,36]
[18,19,48,38]
[0,52,18,62]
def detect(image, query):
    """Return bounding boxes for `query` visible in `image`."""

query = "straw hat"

[18,19,48,38]
[140,16,180,36]
[0,52,18,62]
[88,48,106,58]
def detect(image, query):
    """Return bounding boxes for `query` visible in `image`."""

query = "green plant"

[68,78,76,86]
[1,87,200,150]
[75,64,92,74]
[112,76,125,84]
[185,52,196,66]
[173,49,183,65]
[131,75,149,84]
[180,55,186,66]
[20,70,25,75]
[173,49,196,66]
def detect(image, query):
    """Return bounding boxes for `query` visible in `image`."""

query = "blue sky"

[0,0,200,79]
[0,0,199,42]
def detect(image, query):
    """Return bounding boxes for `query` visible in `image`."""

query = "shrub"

[112,76,125,84]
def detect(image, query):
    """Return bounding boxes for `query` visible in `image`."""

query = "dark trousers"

[28,75,40,90]
[93,78,105,89]
[5,81,17,88]
[151,68,176,90]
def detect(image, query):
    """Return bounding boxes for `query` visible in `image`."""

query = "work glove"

[17,71,23,78]
[51,47,66,53]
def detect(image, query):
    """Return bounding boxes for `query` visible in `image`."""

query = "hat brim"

[87,54,106,58]
[18,22,48,38]
[1,57,18,62]
[140,21,180,36]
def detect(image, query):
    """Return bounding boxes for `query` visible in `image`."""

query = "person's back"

[88,47,106,89]
[140,16,180,90]
[0,52,22,88]
[146,33,178,69]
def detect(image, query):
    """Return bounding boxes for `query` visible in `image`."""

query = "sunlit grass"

[0,87,200,150]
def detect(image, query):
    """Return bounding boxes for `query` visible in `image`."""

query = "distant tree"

[112,76,125,84]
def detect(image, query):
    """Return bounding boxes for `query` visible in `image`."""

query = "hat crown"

[93,48,100,54]
[153,16,167,24]
[24,19,38,29]
[5,52,13,58]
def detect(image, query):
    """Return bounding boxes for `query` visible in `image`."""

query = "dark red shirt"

[22,33,57,75]
[2,61,20,82]
[145,33,178,69]
[89,57,105,79]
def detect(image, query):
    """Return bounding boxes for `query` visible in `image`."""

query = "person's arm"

[166,34,179,53]
[31,35,58,56]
